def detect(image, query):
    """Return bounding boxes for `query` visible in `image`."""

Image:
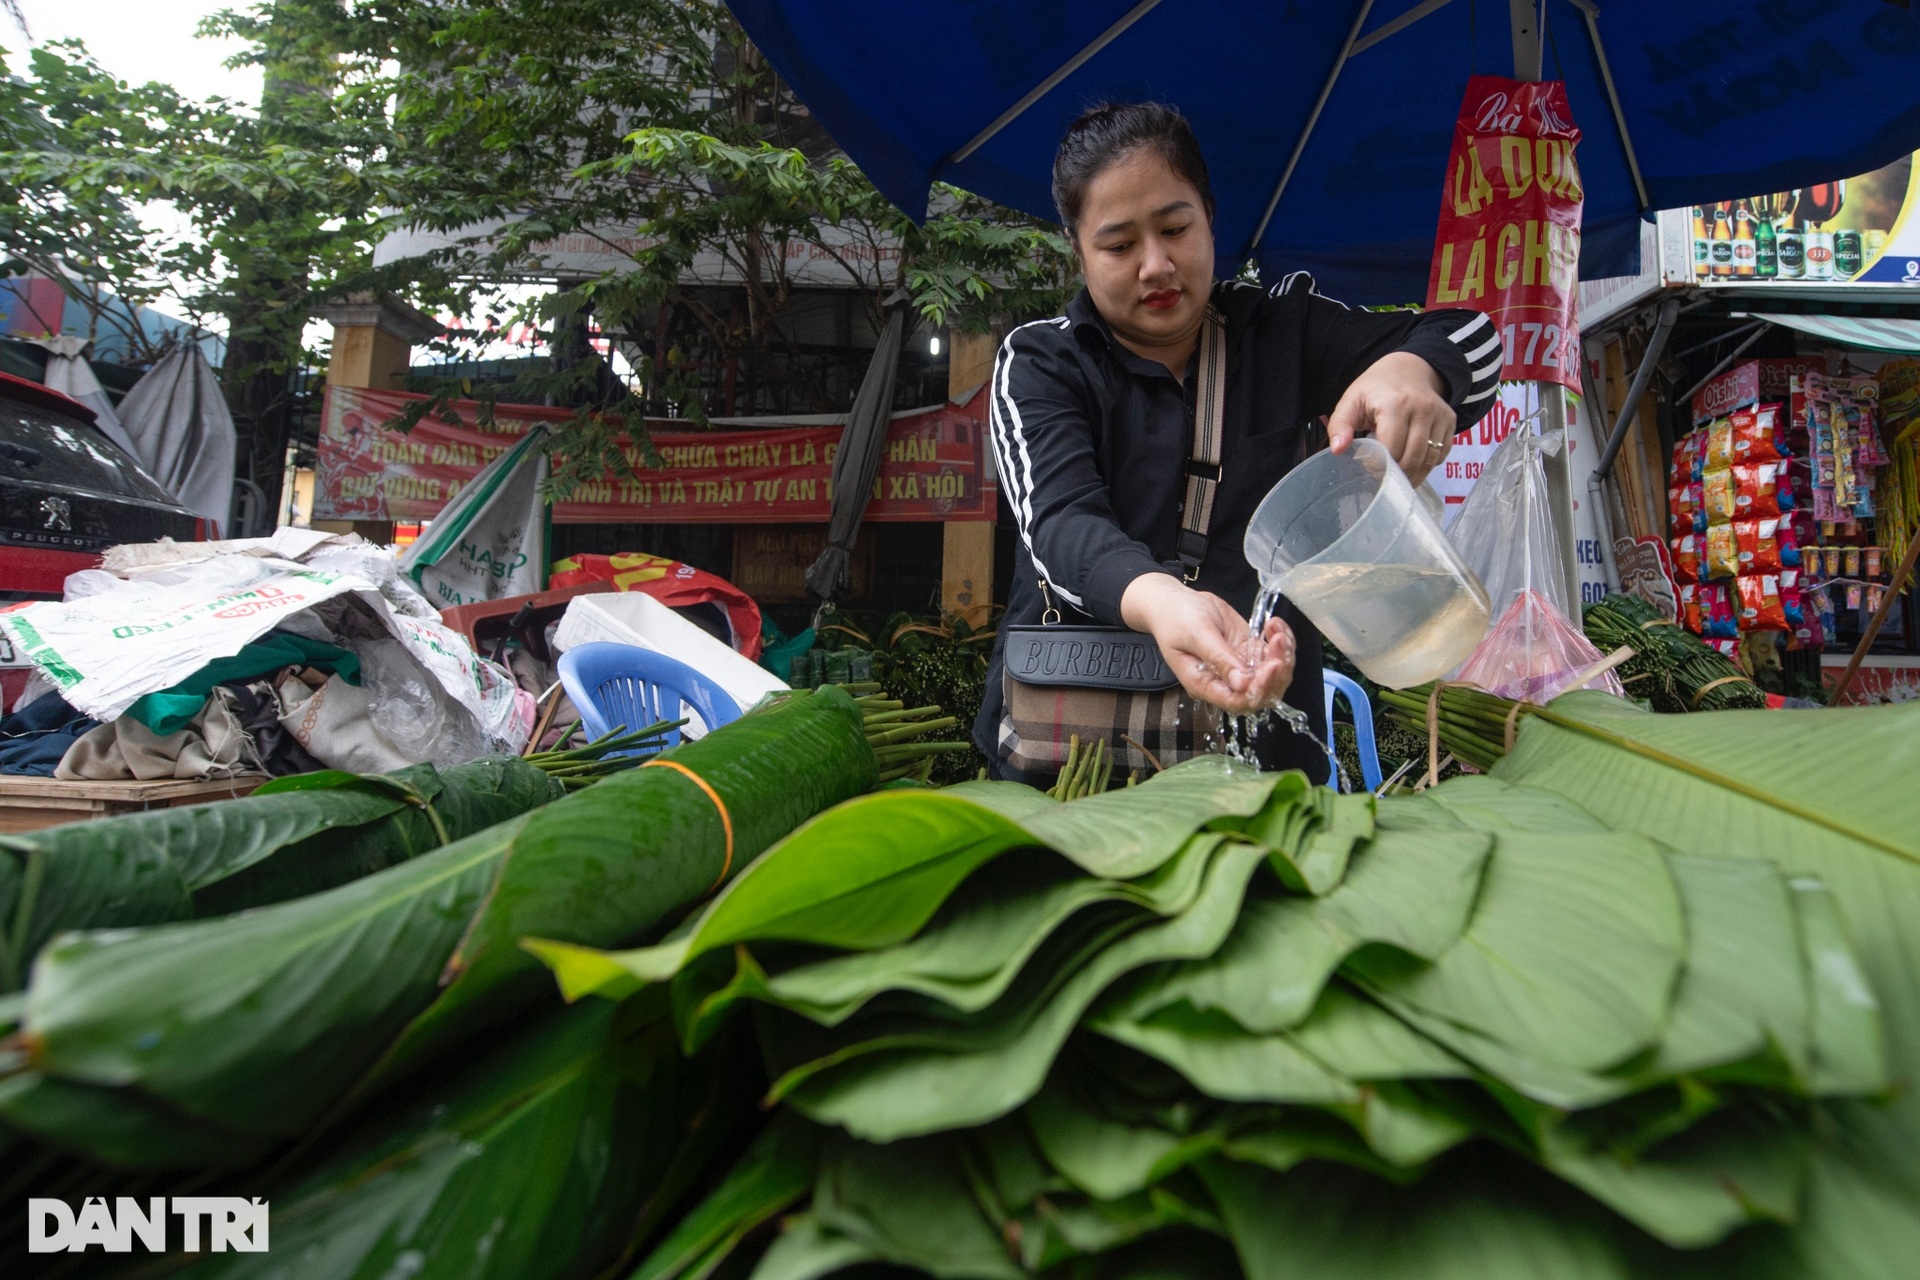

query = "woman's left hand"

[1325,351,1458,486]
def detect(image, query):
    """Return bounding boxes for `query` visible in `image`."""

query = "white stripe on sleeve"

[990,318,1085,611]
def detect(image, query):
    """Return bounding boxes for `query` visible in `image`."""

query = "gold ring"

[1426,437,1448,453]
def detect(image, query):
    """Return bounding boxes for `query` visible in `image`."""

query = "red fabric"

[549,553,763,660]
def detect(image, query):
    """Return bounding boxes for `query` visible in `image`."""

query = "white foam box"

[552,593,789,723]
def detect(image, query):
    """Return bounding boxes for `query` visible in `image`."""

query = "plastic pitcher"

[1244,438,1490,688]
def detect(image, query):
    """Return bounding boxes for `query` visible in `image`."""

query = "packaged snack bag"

[1706,523,1739,580]
[1704,467,1738,524]
[1671,534,1701,584]
[1737,573,1788,631]
[1730,460,1794,517]
[1730,404,1789,463]
[1701,582,1740,638]
[1705,417,1736,470]
[1733,517,1800,573]
[1679,583,1702,634]
[1780,568,1807,627]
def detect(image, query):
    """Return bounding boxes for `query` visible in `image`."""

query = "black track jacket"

[975,275,1504,779]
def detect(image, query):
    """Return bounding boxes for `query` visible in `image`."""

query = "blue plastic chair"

[1322,670,1384,794]
[557,642,741,754]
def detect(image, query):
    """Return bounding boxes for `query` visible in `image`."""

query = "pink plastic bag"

[1455,588,1626,703]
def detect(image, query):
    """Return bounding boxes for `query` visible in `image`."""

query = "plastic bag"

[1447,425,1622,703]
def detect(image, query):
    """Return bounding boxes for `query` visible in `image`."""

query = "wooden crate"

[0,775,267,833]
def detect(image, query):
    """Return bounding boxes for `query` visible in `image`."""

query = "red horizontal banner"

[316,385,994,524]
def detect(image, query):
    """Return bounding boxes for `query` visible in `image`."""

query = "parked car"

[0,370,205,596]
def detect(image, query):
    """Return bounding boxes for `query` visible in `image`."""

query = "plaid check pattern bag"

[1000,308,1226,779]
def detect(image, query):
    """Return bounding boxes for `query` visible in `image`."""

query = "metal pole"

[1672,323,1774,408]
[1596,297,1682,478]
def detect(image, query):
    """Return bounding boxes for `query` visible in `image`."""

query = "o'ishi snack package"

[1674,430,1709,484]
[1671,534,1701,584]
[1731,404,1789,463]
[1706,524,1739,580]
[1700,581,1740,638]
[1733,517,1801,573]
[1705,418,1736,471]
[1737,573,1788,631]
[1670,482,1705,535]
[1679,583,1702,633]
[1729,460,1794,517]
[1703,468,1737,524]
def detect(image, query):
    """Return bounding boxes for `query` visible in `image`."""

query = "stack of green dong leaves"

[527,695,1913,1280]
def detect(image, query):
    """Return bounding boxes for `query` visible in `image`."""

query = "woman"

[975,102,1502,782]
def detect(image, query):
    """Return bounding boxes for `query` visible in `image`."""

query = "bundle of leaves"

[518,716,1905,1280]
[818,610,994,784]
[0,690,875,1172]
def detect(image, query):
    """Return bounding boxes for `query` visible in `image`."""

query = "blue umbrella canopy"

[730,0,1920,303]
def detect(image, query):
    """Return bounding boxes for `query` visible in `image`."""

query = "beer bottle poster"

[1426,75,1583,392]
[1686,149,1918,286]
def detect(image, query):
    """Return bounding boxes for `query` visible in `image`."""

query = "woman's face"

[1074,148,1215,357]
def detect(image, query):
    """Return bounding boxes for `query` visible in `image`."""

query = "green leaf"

[628,1115,820,1280]
[1538,1108,1807,1249]
[0,1070,271,1169]
[1200,1150,1648,1280]
[1284,983,1469,1082]
[746,1216,880,1280]
[1650,854,1809,1083]
[533,758,1274,1008]
[1110,830,1491,1034]
[1258,790,1375,895]
[529,790,1038,1003]
[1347,832,1685,1073]
[176,998,757,1280]
[1421,774,1611,834]
[723,834,1229,1032]
[1792,876,1888,1096]
[0,757,560,988]
[1024,1075,1218,1203]
[1493,694,1920,1195]
[809,1133,1024,1279]
[1094,1001,1358,1106]
[778,843,1267,1142]
[1016,757,1287,879]
[11,691,873,1154]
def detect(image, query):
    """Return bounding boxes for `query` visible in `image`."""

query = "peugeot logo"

[40,496,71,531]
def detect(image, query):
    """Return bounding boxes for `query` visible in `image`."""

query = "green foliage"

[0,757,560,991]
[3,1,1077,500]
[545,703,1915,1277]
[0,689,873,1165]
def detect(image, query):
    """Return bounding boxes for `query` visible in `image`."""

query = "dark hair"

[1051,102,1215,238]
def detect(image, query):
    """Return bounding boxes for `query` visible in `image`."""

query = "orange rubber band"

[643,759,736,890]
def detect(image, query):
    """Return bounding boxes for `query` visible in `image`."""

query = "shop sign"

[316,387,993,525]
[1612,536,1680,621]
[1690,357,1826,424]
[1431,381,1535,525]
[1426,75,1584,391]
[1685,148,1920,289]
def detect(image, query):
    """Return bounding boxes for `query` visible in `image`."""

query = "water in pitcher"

[1272,561,1490,689]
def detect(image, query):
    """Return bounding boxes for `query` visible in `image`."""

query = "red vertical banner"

[1426,76,1584,392]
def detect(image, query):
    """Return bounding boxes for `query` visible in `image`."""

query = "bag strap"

[1176,306,1228,581]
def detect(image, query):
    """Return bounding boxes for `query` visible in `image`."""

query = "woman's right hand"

[1120,573,1296,714]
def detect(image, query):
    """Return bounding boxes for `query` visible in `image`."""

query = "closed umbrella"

[805,295,910,604]
[116,341,238,535]
[728,0,1920,302]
